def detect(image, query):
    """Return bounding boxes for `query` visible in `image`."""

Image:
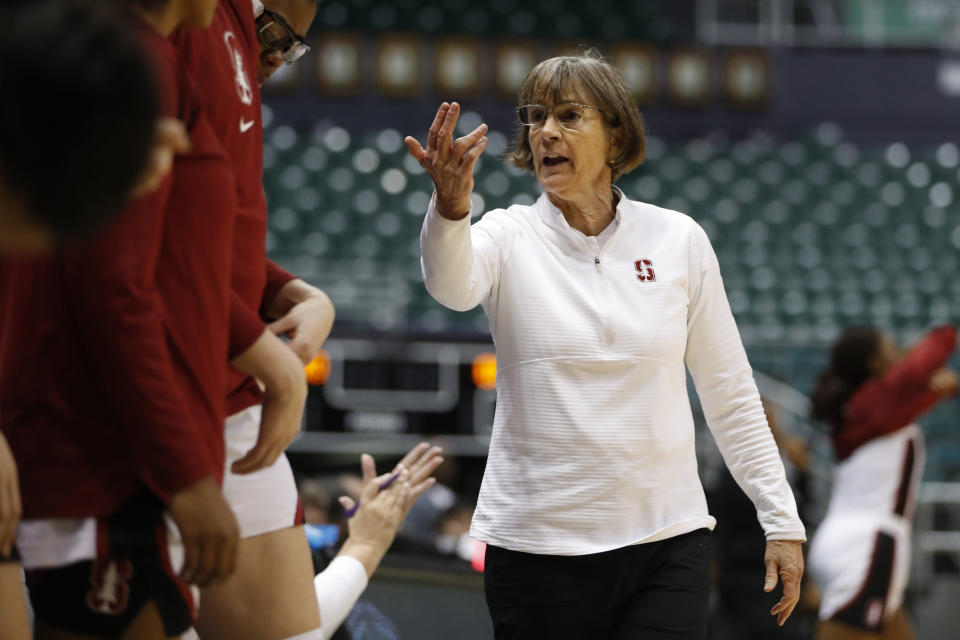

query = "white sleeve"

[419,193,514,312]
[684,223,806,541]
[313,555,369,640]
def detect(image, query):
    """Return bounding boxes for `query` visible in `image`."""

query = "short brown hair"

[507,50,646,182]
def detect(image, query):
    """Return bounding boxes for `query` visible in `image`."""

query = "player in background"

[174,2,443,638]
[0,0,248,637]
[808,326,958,640]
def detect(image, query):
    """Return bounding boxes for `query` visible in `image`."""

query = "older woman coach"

[404,51,806,640]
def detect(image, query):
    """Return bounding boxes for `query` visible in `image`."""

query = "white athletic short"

[808,516,911,631]
[17,502,183,575]
[222,404,302,539]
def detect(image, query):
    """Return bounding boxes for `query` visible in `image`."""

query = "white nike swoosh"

[239,118,255,133]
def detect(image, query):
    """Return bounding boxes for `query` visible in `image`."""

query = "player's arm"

[228,328,307,474]
[837,329,958,453]
[227,285,308,475]
[313,443,442,639]
[63,190,216,500]
[261,260,335,365]
[63,190,237,586]
[882,326,957,392]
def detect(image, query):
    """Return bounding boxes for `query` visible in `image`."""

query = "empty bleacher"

[263,116,960,477]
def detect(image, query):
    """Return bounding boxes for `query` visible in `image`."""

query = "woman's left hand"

[763,539,805,626]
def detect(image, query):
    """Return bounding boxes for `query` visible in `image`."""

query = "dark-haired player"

[0,2,177,638]
[808,326,957,639]
[0,0,247,637]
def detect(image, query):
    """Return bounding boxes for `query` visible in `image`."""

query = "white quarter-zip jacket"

[421,189,806,555]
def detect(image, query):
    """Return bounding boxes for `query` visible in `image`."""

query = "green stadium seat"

[259,120,957,357]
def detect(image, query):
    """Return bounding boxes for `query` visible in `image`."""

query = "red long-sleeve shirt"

[157,93,237,485]
[0,24,227,518]
[174,0,296,418]
[835,326,958,460]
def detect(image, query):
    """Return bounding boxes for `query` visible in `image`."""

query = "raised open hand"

[353,443,443,518]
[405,102,488,221]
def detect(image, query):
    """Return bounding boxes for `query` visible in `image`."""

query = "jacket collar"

[535,186,629,235]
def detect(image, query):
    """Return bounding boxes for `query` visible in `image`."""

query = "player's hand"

[405,102,487,220]
[396,443,444,517]
[129,118,191,198]
[168,476,239,587]
[268,292,335,365]
[764,539,805,626]
[340,470,411,552]
[929,368,958,395]
[0,431,22,557]
[351,444,444,517]
[230,330,308,474]
[338,469,411,578]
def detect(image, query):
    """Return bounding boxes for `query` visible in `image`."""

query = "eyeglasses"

[255,7,311,64]
[516,103,603,131]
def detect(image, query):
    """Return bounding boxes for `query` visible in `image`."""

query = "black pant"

[484,529,712,640]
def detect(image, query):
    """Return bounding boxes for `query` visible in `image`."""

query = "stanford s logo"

[634,259,656,282]
[86,559,133,615]
[224,32,253,106]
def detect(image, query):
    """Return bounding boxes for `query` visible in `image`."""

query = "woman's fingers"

[460,137,488,175]
[407,102,487,205]
[436,102,461,159]
[416,103,487,168]
[453,123,488,157]
[426,102,450,153]
[404,136,426,163]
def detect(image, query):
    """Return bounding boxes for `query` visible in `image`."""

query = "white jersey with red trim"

[825,423,925,525]
[809,423,925,623]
